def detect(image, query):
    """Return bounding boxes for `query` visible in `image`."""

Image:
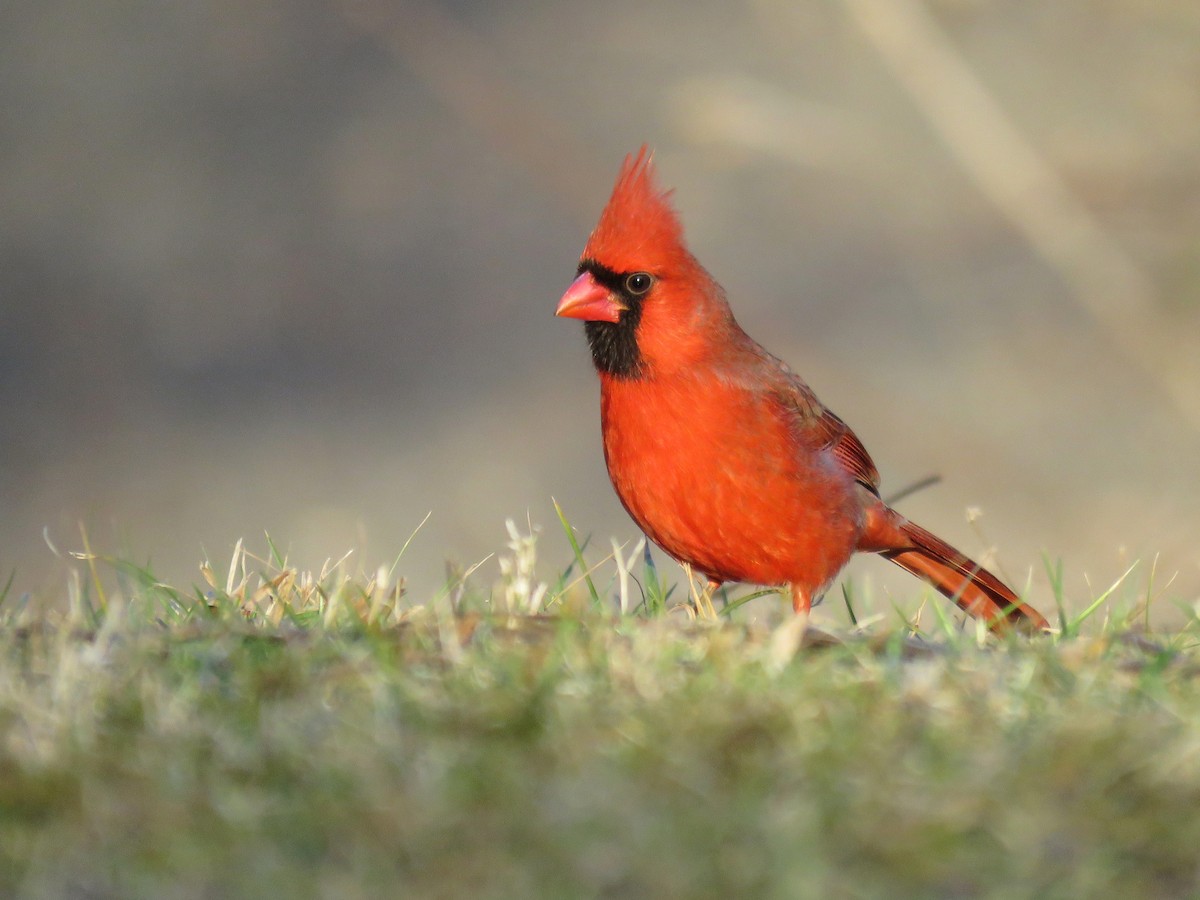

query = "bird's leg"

[769,585,812,665]
[790,585,812,617]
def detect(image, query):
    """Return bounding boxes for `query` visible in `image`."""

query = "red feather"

[557,148,1048,633]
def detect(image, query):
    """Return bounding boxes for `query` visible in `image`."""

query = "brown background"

[3,1,1198,622]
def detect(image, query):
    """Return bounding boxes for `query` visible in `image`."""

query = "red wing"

[772,373,882,495]
[816,408,881,495]
[728,344,882,495]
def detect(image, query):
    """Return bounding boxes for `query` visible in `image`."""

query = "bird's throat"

[585,317,643,379]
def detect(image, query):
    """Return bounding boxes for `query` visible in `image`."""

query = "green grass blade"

[1042,553,1067,633]
[641,543,673,616]
[841,582,859,627]
[264,532,286,569]
[0,568,15,609]
[551,497,601,608]
[926,587,959,640]
[389,510,433,579]
[719,588,780,617]
[1068,561,1138,635]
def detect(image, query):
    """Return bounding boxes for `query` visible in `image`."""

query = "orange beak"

[555,272,626,323]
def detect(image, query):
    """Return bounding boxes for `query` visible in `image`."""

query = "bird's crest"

[582,146,688,273]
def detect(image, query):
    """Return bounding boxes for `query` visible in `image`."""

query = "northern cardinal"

[556,148,1048,632]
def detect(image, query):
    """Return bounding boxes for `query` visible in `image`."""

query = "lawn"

[1,525,1198,899]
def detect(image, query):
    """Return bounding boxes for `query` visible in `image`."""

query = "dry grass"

[2,526,1199,898]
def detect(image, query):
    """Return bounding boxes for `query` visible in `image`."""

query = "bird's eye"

[625,272,653,295]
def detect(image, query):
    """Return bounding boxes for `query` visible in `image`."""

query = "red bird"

[556,148,1048,632]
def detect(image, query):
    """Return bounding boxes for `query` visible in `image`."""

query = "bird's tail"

[881,520,1049,633]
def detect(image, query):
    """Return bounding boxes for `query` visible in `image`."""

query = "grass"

[1,521,1199,898]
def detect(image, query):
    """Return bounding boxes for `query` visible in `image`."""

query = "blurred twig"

[336,0,610,221]
[837,0,1200,432]
[885,473,942,506]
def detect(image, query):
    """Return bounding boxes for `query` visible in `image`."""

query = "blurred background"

[3,0,1198,620]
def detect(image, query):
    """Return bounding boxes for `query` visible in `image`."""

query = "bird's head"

[555,147,732,379]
